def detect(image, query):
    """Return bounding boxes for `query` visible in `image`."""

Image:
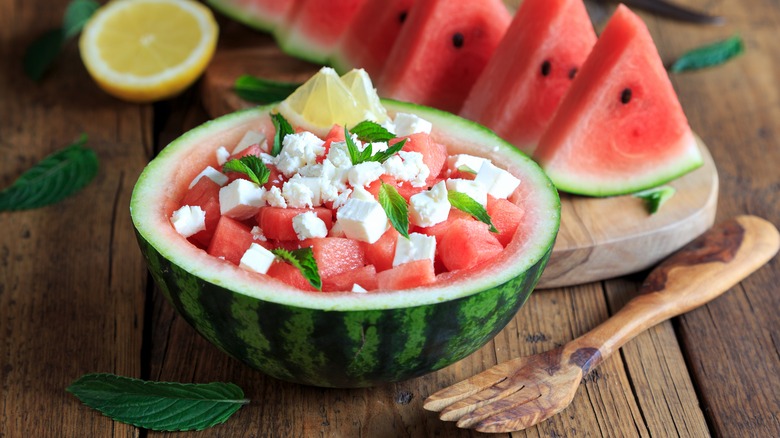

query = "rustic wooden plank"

[0,1,148,436]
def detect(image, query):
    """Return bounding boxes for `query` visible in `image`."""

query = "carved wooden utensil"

[424,215,779,433]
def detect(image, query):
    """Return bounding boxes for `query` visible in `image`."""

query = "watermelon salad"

[208,0,705,198]
[169,103,533,293]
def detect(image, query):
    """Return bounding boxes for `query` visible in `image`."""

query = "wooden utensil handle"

[576,215,779,365]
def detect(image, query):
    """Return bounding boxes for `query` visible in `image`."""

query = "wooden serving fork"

[424,215,779,433]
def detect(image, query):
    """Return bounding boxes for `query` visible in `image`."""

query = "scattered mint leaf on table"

[233,74,301,104]
[66,373,249,431]
[633,186,676,214]
[448,191,498,233]
[379,182,410,239]
[0,134,98,211]
[222,155,270,186]
[272,247,322,290]
[670,35,745,73]
[63,0,100,38]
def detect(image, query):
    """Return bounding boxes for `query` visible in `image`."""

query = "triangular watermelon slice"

[376,0,511,113]
[533,5,703,197]
[459,0,597,156]
[330,0,417,79]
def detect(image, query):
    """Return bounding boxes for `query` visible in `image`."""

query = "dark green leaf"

[272,248,322,290]
[63,0,99,38]
[344,126,372,165]
[670,35,745,73]
[66,373,249,431]
[633,185,676,214]
[0,134,98,211]
[222,155,270,186]
[367,139,406,164]
[23,28,65,81]
[448,191,498,233]
[271,113,294,156]
[378,182,409,239]
[349,120,396,143]
[234,74,301,104]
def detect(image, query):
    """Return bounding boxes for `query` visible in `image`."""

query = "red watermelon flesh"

[365,175,428,201]
[331,0,417,78]
[322,264,378,291]
[207,215,259,265]
[181,177,221,248]
[257,207,333,241]
[300,237,366,279]
[275,0,367,65]
[361,226,400,273]
[438,219,503,271]
[486,196,525,247]
[533,5,702,196]
[377,0,511,113]
[267,261,318,291]
[415,208,473,240]
[376,259,436,290]
[396,133,448,183]
[460,0,596,155]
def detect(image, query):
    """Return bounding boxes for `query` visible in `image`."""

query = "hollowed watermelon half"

[130,100,560,388]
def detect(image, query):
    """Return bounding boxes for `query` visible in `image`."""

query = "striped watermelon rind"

[130,100,560,387]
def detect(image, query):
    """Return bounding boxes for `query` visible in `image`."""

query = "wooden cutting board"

[199,46,718,289]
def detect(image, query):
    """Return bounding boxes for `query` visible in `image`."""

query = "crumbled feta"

[282,178,315,208]
[393,232,436,267]
[264,186,287,208]
[216,146,231,166]
[348,161,384,187]
[351,283,368,293]
[297,163,323,177]
[292,211,328,240]
[233,129,267,154]
[188,166,228,189]
[331,189,353,210]
[259,152,275,165]
[239,243,275,274]
[171,205,206,238]
[393,113,433,136]
[336,197,388,243]
[448,154,487,174]
[474,161,521,199]
[446,178,488,207]
[326,140,355,169]
[250,226,267,241]
[409,181,450,227]
[274,131,326,177]
[219,179,266,220]
[395,151,430,187]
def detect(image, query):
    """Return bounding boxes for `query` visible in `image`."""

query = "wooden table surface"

[2,0,779,436]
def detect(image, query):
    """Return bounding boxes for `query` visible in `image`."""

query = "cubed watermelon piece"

[300,237,366,279]
[267,261,318,291]
[376,259,436,290]
[415,208,472,240]
[365,175,427,201]
[181,177,221,248]
[361,226,400,272]
[258,207,333,241]
[322,264,378,292]
[487,196,525,247]
[438,219,503,271]
[207,216,259,265]
[395,133,448,182]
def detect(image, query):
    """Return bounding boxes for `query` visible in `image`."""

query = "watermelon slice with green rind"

[205,0,298,33]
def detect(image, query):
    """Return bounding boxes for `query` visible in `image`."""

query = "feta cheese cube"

[350,186,374,201]
[396,151,430,187]
[474,161,521,199]
[264,186,287,208]
[393,113,433,136]
[348,161,384,187]
[448,154,487,175]
[329,220,346,237]
[274,131,326,177]
[292,211,329,240]
[219,179,266,220]
[336,197,388,243]
[409,181,450,227]
[233,129,267,154]
[393,232,436,267]
[446,178,488,207]
[239,243,276,274]
[188,166,228,189]
[170,205,206,238]
[216,146,231,166]
[351,283,368,293]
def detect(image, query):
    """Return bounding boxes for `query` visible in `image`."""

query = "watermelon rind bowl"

[130,100,560,387]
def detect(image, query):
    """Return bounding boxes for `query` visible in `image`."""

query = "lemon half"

[79,0,218,103]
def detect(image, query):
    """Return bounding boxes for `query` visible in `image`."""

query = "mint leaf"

[66,373,248,431]
[379,182,409,239]
[234,75,301,104]
[222,155,270,186]
[0,134,98,211]
[670,35,744,73]
[448,191,498,233]
[345,126,404,165]
[350,120,395,143]
[367,139,406,164]
[63,0,99,38]
[633,186,676,214]
[272,247,322,290]
[271,113,294,156]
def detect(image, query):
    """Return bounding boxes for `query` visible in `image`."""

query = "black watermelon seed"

[452,32,464,48]
[568,67,578,79]
[398,11,407,23]
[621,88,632,104]
[540,60,551,76]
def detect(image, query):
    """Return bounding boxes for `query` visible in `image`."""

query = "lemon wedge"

[79,0,218,103]
[277,67,387,137]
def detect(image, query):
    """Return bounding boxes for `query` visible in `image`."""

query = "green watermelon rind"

[205,0,278,33]
[130,100,560,387]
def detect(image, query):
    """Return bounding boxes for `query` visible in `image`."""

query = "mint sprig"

[0,134,98,211]
[222,155,270,186]
[345,126,406,165]
[233,75,301,104]
[66,373,248,431]
[23,0,99,81]
[670,35,744,73]
[633,186,676,214]
[378,182,410,239]
[272,247,322,290]
[448,191,498,233]
[271,113,294,156]
[349,120,396,143]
